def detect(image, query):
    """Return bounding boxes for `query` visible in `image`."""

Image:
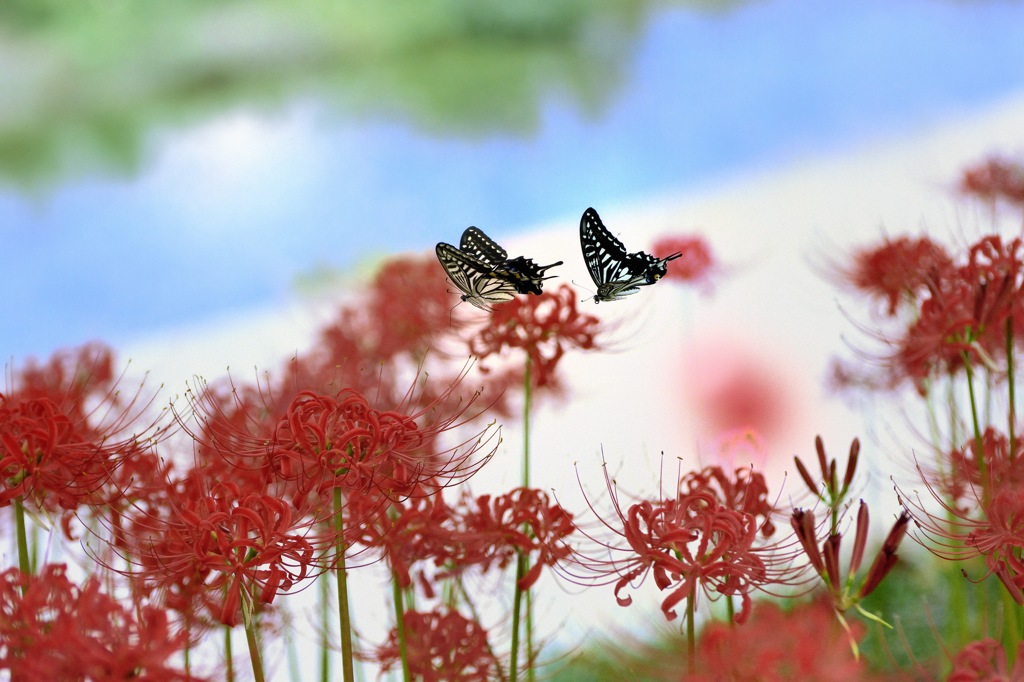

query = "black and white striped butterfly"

[580,207,682,303]
[459,227,562,296]
[435,242,519,312]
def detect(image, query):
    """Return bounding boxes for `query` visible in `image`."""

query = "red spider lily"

[839,235,953,316]
[687,599,868,682]
[650,234,717,287]
[838,234,1024,394]
[679,465,777,538]
[284,254,471,409]
[182,368,496,510]
[577,462,797,624]
[958,156,1024,209]
[113,482,320,626]
[365,254,472,360]
[0,564,196,681]
[904,463,1024,606]
[469,283,604,389]
[446,487,577,590]
[348,490,459,593]
[371,609,499,682]
[947,638,1024,681]
[0,344,166,513]
[919,428,1024,512]
[270,381,496,507]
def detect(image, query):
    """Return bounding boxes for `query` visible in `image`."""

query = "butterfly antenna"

[448,299,461,330]
[571,279,595,304]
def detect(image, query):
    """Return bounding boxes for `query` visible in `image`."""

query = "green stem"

[526,588,535,682]
[391,571,412,682]
[686,583,696,675]
[333,488,356,682]
[454,576,503,673]
[241,589,266,682]
[13,496,30,580]
[963,353,988,485]
[1003,588,1022,668]
[320,573,330,682]
[520,356,535,679]
[1008,317,1017,460]
[509,552,528,682]
[225,624,235,682]
[522,356,532,488]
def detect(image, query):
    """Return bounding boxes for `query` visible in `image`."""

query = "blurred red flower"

[372,609,498,682]
[687,599,868,682]
[0,564,196,681]
[650,234,717,287]
[958,155,1024,209]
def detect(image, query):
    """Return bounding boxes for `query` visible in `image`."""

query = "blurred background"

[4,0,1024,362]
[5,1,1024,677]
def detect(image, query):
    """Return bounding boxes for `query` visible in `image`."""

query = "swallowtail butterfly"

[580,207,681,303]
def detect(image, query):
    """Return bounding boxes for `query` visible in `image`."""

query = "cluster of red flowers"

[837,232,1024,394]
[0,564,194,680]
[0,343,162,515]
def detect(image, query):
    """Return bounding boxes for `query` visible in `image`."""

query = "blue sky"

[4,0,1024,360]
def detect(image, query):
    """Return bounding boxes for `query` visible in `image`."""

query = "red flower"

[679,464,776,538]
[840,235,953,316]
[0,564,196,681]
[117,483,319,626]
[577,463,795,623]
[270,381,495,506]
[958,155,1024,209]
[948,638,1024,682]
[470,283,604,389]
[837,234,1024,394]
[900,434,1024,605]
[371,609,498,682]
[365,254,471,360]
[650,234,717,287]
[449,487,577,590]
[687,599,868,682]
[284,254,472,409]
[350,491,459,592]
[0,344,165,513]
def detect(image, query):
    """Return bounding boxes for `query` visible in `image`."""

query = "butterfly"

[459,227,562,295]
[435,242,519,311]
[580,207,682,303]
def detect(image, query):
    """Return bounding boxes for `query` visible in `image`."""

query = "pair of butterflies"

[435,207,682,310]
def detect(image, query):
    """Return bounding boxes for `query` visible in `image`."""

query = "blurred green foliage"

[0,0,745,190]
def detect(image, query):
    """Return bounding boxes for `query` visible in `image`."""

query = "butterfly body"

[460,227,562,296]
[580,207,681,303]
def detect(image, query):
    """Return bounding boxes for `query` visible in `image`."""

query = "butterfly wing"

[580,207,647,302]
[460,227,508,266]
[436,242,517,311]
